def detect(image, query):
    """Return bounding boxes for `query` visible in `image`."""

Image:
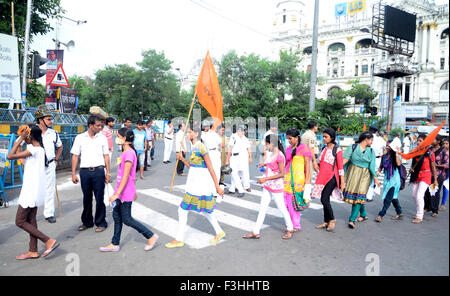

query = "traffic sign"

[49,63,70,87]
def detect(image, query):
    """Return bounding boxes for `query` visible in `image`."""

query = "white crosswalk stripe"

[137,188,270,232]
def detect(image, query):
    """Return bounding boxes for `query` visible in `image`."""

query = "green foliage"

[0,0,64,42]
[25,79,46,107]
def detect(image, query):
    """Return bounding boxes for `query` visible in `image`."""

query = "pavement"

[0,139,448,276]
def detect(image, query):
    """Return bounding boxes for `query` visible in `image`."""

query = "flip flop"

[78,225,92,231]
[95,227,106,232]
[41,241,60,258]
[242,233,260,239]
[16,253,39,260]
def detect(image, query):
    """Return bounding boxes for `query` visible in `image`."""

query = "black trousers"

[80,167,107,228]
[177,151,186,175]
[424,175,445,214]
[321,176,337,223]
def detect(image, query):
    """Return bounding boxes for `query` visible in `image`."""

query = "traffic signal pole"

[309,0,320,112]
[20,0,32,109]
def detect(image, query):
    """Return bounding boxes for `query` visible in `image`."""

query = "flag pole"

[169,91,197,192]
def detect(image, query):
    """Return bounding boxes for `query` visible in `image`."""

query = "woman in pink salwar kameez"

[283,128,312,232]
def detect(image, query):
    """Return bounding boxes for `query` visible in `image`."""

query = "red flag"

[399,121,446,160]
[195,51,223,129]
[363,123,366,131]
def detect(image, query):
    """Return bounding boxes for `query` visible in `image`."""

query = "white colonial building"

[270,0,449,125]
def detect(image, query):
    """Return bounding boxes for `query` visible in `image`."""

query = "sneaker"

[45,217,56,223]
[236,193,245,198]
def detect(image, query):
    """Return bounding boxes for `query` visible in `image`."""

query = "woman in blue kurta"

[343,131,381,229]
[375,143,403,222]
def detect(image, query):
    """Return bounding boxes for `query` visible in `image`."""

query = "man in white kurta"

[225,126,252,198]
[367,126,386,201]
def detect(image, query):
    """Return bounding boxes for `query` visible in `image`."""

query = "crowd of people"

[7,104,449,258]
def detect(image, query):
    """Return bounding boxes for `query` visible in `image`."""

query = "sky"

[31,0,447,82]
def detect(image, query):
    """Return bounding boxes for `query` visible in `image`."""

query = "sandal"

[41,241,60,258]
[315,222,328,229]
[348,221,356,229]
[242,233,260,239]
[78,224,92,231]
[95,227,106,232]
[375,216,382,223]
[391,214,403,220]
[282,230,293,239]
[411,218,423,224]
[439,205,446,211]
[356,216,368,222]
[326,220,336,232]
[431,213,438,218]
[16,253,39,260]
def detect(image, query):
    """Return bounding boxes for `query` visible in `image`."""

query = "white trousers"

[229,169,250,193]
[175,207,223,242]
[43,162,56,218]
[253,189,293,235]
[163,139,173,162]
[209,150,221,195]
[412,181,428,220]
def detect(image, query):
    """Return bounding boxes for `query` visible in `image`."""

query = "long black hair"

[323,127,337,145]
[410,134,431,183]
[356,131,374,144]
[265,134,285,157]
[28,124,48,167]
[286,128,301,160]
[118,127,137,157]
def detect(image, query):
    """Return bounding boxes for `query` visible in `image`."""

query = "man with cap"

[35,105,63,223]
[225,125,252,198]
[367,125,386,202]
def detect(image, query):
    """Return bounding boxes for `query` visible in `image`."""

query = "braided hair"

[286,128,301,160]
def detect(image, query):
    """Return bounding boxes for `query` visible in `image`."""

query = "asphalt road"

[0,139,448,276]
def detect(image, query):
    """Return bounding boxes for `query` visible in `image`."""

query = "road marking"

[223,183,323,210]
[131,201,217,249]
[137,188,269,232]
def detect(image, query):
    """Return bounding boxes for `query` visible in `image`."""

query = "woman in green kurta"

[343,131,381,229]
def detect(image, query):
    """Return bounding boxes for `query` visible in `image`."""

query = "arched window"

[328,43,345,54]
[355,38,373,50]
[303,46,312,55]
[327,86,341,99]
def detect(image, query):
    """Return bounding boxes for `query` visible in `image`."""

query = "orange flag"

[363,123,366,131]
[195,51,223,130]
[399,121,446,160]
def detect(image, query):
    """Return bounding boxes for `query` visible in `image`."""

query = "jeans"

[321,176,337,223]
[80,167,107,228]
[378,187,402,217]
[112,200,154,245]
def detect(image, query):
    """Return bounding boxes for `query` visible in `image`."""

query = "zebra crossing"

[54,161,411,250]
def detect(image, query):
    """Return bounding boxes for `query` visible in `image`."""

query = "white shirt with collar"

[42,128,62,161]
[70,131,109,168]
[175,130,186,152]
[371,134,386,157]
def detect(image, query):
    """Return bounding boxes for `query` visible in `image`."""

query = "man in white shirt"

[144,119,155,168]
[71,115,110,233]
[367,126,386,202]
[402,133,411,164]
[225,126,252,198]
[35,105,63,224]
[163,121,174,164]
[175,123,187,176]
[262,122,278,162]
